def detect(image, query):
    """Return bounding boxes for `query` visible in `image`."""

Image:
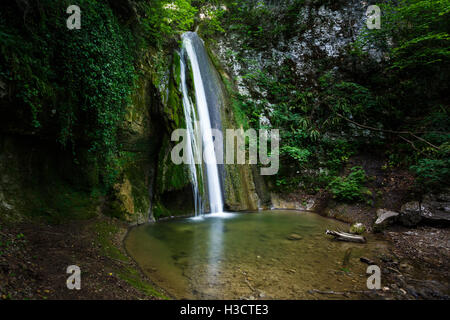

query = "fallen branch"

[244,279,255,292]
[386,266,402,274]
[399,135,419,151]
[308,289,374,296]
[325,230,366,243]
[360,257,376,265]
[336,113,441,150]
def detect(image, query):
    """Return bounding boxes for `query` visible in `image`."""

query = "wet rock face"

[270,193,316,211]
[285,2,377,76]
[214,0,382,97]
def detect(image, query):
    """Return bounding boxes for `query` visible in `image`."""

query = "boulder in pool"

[287,233,303,240]
[349,222,366,235]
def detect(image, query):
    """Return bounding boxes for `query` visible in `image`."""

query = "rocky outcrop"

[109,65,161,224]
[145,52,195,220]
[373,209,399,232]
[212,1,382,98]
[399,196,450,227]
[205,1,384,211]
[376,209,399,224]
[399,201,426,227]
[270,193,316,211]
[422,193,450,225]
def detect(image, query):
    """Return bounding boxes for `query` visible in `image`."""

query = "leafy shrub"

[328,167,367,202]
[280,146,311,166]
[139,0,197,48]
[322,138,355,173]
[410,144,450,193]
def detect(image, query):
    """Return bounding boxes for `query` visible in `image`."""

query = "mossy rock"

[349,222,366,235]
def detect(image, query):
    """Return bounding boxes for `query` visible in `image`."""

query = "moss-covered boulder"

[350,222,366,235]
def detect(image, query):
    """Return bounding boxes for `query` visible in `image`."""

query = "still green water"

[125,210,389,299]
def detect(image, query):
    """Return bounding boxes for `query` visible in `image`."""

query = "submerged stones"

[286,233,303,241]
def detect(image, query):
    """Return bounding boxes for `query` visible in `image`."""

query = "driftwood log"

[360,257,376,265]
[325,230,366,243]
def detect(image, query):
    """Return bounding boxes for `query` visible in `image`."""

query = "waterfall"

[180,32,224,215]
[180,51,203,216]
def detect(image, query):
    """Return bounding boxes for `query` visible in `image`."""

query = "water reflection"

[189,212,235,289]
[125,211,390,299]
[206,216,224,286]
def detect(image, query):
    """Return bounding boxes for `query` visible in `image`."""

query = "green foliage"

[320,75,378,119]
[196,3,226,37]
[350,223,366,235]
[322,138,355,173]
[360,0,450,71]
[280,146,311,166]
[328,167,368,202]
[58,0,137,187]
[410,144,450,193]
[358,0,449,117]
[0,0,165,189]
[359,0,449,192]
[138,0,197,47]
[220,0,449,197]
[221,0,308,49]
[235,65,361,194]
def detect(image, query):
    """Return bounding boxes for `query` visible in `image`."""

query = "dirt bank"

[0,216,167,300]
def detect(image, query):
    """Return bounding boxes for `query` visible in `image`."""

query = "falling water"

[181,32,224,214]
[179,50,203,216]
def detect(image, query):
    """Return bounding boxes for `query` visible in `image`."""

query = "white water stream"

[181,32,224,215]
